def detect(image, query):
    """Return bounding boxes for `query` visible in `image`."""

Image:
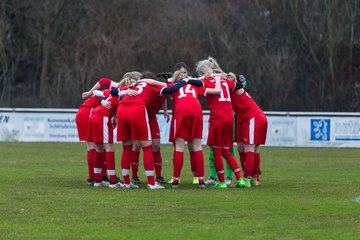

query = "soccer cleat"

[198,182,206,189]
[87,179,95,186]
[243,178,251,188]
[108,181,124,189]
[205,177,217,185]
[192,177,199,184]
[129,182,139,189]
[131,176,141,185]
[156,176,166,184]
[93,181,106,187]
[168,177,181,184]
[257,176,261,186]
[115,176,124,184]
[123,182,139,189]
[101,176,110,187]
[211,181,227,189]
[235,178,246,188]
[225,177,232,186]
[147,182,165,190]
[250,176,261,186]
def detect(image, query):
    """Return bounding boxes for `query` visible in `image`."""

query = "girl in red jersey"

[87,89,123,188]
[130,73,171,185]
[81,71,141,99]
[75,93,103,185]
[77,72,141,185]
[167,62,202,185]
[195,57,246,188]
[168,70,222,189]
[113,71,194,190]
[228,73,268,187]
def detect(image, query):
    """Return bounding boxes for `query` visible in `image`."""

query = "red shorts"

[117,105,151,141]
[149,116,160,139]
[236,113,267,144]
[207,121,233,147]
[87,113,114,144]
[174,115,203,142]
[75,106,92,141]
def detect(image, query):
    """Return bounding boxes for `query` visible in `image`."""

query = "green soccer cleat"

[243,178,251,188]
[235,178,246,188]
[192,177,199,184]
[168,177,181,184]
[211,181,227,189]
[250,176,261,186]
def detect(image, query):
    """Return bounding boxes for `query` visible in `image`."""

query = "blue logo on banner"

[311,119,330,141]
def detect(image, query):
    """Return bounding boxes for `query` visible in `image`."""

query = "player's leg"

[139,139,164,190]
[152,138,166,184]
[131,141,141,184]
[93,143,105,187]
[171,137,185,188]
[251,144,261,186]
[205,147,218,185]
[222,146,245,188]
[237,142,246,173]
[221,122,244,187]
[121,140,133,187]
[243,144,256,188]
[211,146,227,188]
[225,148,235,185]
[85,141,96,185]
[187,142,199,184]
[249,114,267,186]
[101,148,108,183]
[192,138,205,188]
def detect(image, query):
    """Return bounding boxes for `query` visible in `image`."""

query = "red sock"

[173,151,184,179]
[239,151,246,173]
[194,150,204,182]
[101,151,107,178]
[94,151,103,182]
[189,151,197,177]
[245,151,255,178]
[153,151,162,177]
[131,150,140,178]
[212,147,225,182]
[106,151,117,183]
[142,145,155,185]
[253,153,261,177]
[121,145,132,184]
[87,149,95,180]
[222,148,242,180]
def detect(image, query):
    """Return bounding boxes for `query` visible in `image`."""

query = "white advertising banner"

[0,110,78,142]
[265,116,297,147]
[1,109,359,148]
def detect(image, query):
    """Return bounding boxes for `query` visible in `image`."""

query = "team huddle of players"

[75,57,268,190]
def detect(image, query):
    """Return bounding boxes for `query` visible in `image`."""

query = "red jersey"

[202,76,235,122]
[230,91,264,117]
[80,94,101,108]
[147,95,168,118]
[171,84,205,117]
[98,78,119,90]
[119,82,164,107]
[92,89,119,117]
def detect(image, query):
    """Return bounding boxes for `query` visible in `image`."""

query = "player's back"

[120,82,164,107]
[92,89,119,117]
[81,94,101,108]
[202,76,235,122]
[231,91,263,116]
[171,83,203,116]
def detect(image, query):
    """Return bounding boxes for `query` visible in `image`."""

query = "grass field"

[0,142,359,239]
